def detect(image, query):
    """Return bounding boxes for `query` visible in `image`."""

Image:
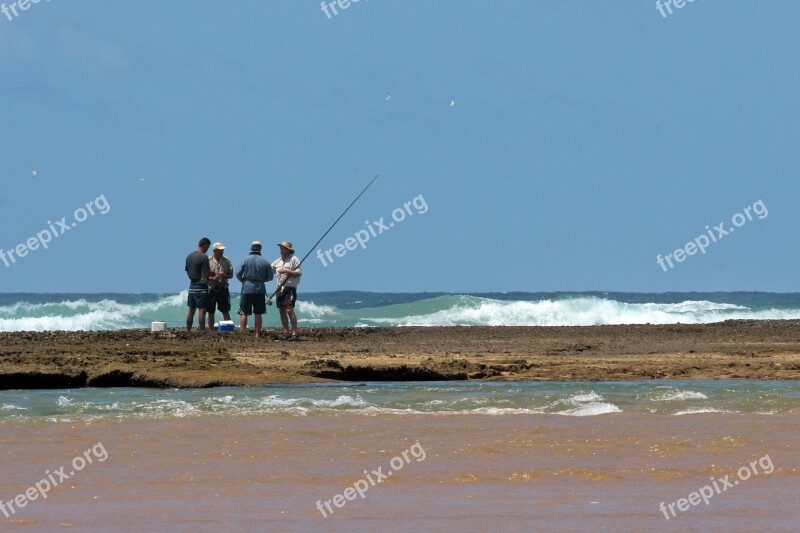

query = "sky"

[0,0,798,294]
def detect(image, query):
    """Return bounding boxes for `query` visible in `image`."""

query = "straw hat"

[277,241,294,253]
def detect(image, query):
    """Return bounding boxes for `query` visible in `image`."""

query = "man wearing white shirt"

[272,241,302,341]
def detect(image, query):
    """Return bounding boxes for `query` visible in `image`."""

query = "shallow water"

[1,382,799,530]
[2,381,799,423]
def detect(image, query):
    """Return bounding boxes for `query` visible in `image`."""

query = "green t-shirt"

[185,251,210,283]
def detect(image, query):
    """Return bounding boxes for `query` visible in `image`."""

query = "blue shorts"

[187,283,210,309]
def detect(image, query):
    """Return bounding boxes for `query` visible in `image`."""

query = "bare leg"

[279,309,289,337]
[240,314,248,333]
[254,314,263,338]
[222,311,232,321]
[198,309,207,332]
[186,307,196,331]
[207,311,215,333]
[287,307,298,337]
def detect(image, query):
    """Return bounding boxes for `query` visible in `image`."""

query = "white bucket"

[151,321,167,332]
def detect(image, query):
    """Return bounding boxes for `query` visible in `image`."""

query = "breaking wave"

[1,293,799,331]
[363,296,800,327]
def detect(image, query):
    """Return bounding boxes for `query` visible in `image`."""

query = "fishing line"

[268,173,381,304]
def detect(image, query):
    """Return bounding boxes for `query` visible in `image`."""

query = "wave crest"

[365,296,800,327]
[1,293,799,331]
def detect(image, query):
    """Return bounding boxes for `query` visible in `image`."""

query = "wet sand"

[0,413,797,531]
[2,321,800,389]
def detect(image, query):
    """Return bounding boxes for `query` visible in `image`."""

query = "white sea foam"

[558,402,622,416]
[56,395,73,407]
[654,391,709,401]
[539,391,622,415]
[1,294,799,331]
[471,407,547,415]
[257,395,301,409]
[361,406,425,415]
[213,395,234,404]
[142,399,201,418]
[0,293,186,332]
[296,301,340,318]
[423,400,447,406]
[673,408,732,416]
[569,392,604,403]
[311,395,369,408]
[365,297,800,327]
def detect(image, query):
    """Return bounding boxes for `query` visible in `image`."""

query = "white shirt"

[272,255,301,288]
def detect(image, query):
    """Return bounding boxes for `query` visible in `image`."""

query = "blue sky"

[0,1,798,293]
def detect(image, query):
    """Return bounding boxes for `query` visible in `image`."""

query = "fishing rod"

[267,173,381,305]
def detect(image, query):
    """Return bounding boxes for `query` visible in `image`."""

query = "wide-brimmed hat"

[212,242,225,251]
[277,241,294,253]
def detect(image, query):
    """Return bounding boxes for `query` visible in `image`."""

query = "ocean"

[2,292,799,530]
[2,291,800,331]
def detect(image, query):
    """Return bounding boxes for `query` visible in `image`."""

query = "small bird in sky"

[31,170,38,178]
[139,178,146,182]
[385,92,392,102]
[449,100,456,108]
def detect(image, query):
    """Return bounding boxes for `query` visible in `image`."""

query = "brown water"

[0,413,798,532]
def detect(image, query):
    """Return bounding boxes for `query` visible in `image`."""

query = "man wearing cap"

[185,237,211,332]
[272,241,302,340]
[206,242,234,332]
[235,241,274,338]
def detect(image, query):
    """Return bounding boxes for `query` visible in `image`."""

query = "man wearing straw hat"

[272,241,302,341]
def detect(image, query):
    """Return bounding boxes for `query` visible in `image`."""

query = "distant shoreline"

[1,321,799,390]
